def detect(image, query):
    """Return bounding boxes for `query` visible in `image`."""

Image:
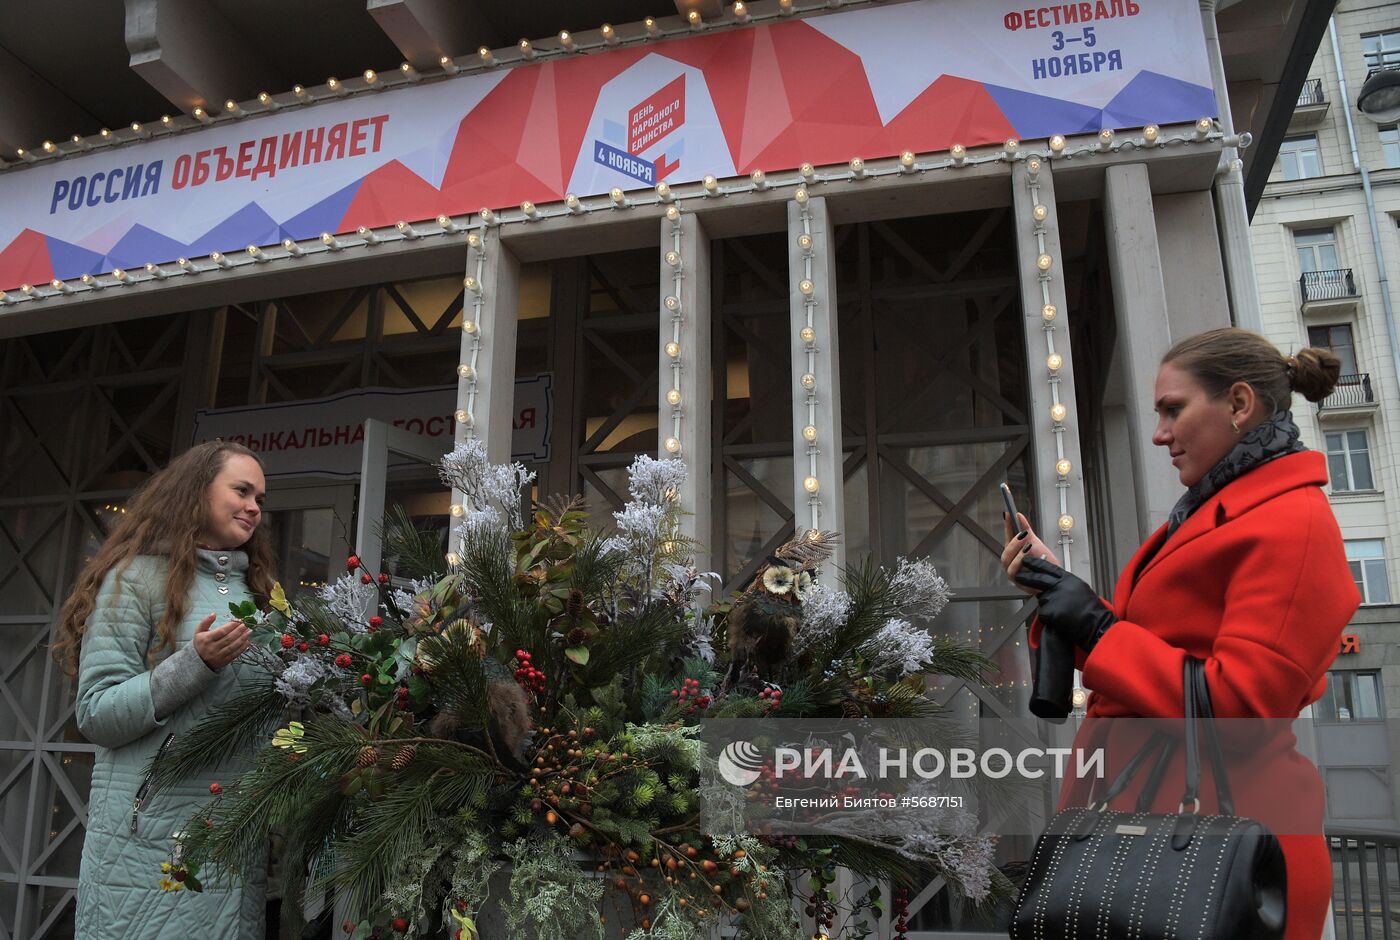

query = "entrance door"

[261,482,354,603]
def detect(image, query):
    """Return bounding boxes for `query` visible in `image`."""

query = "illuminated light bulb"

[15,148,33,161]
[802,425,818,442]
[476,46,493,66]
[1143,124,1160,145]
[1071,688,1088,708]
[566,193,583,213]
[1004,138,1021,158]
[1058,513,1075,532]
[1041,303,1057,322]
[479,207,497,225]
[779,0,794,14]
[1048,134,1066,153]
[517,38,534,58]
[210,251,233,268]
[41,140,56,153]
[463,320,479,335]
[703,174,719,194]
[798,279,815,296]
[398,63,417,80]
[363,69,378,84]
[177,257,194,271]
[664,295,681,312]
[282,239,303,257]
[224,99,241,116]
[558,30,575,49]
[446,552,461,566]
[664,436,682,454]
[803,476,820,494]
[899,150,915,171]
[611,187,628,206]
[357,226,379,245]
[457,364,475,379]
[645,16,661,37]
[950,143,967,165]
[751,168,767,188]
[665,205,681,221]
[1036,253,1053,271]
[0,290,8,303]
[255,92,274,109]
[665,341,681,358]
[800,162,816,182]
[734,1,750,22]
[193,107,211,124]
[800,373,816,390]
[292,84,307,98]
[328,77,347,96]
[688,9,704,29]
[455,409,473,425]
[80,273,95,286]
[521,200,539,219]
[396,220,418,239]
[1056,458,1073,477]
[601,23,618,44]
[800,326,816,344]
[450,504,465,518]
[436,214,454,232]
[463,275,481,294]
[1026,156,1042,176]
[50,279,70,293]
[467,232,482,249]
[797,233,813,252]
[1047,352,1064,371]
[1195,117,1213,138]
[665,250,681,267]
[20,283,34,294]
[247,245,265,260]
[130,122,149,137]
[1032,204,1049,222]
[1097,128,1114,151]
[1050,403,1068,422]
[849,156,865,177]
[112,268,128,282]
[161,114,175,126]
[656,181,673,201]
[320,232,341,249]
[666,388,682,406]
[794,187,809,205]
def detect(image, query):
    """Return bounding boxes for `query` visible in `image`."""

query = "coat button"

[214,572,226,582]
[217,586,230,595]
[217,555,229,566]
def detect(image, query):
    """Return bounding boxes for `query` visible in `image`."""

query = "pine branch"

[924,636,995,686]
[147,680,285,791]
[582,601,687,687]
[418,623,490,729]
[378,505,447,581]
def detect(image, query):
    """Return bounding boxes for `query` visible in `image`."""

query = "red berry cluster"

[361,572,373,584]
[368,615,382,632]
[360,673,374,687]
[280,633,294,649]
[335,653,353,669]
[669,677,712,714]
[894,885,910,938]
[346,555,360,571]
[297,641,310,652]
[317,634,330,646]
[513,650,546,694]
[758,685,783,711]
[208,781,222,795]
[396,686,411,709]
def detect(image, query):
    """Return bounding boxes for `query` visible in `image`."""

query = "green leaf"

[564,646,590,666]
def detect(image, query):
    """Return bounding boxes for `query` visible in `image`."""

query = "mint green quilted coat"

[75,550,268,938]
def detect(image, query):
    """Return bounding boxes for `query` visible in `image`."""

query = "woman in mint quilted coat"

[53,441,277,938]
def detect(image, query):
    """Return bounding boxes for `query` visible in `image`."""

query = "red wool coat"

[1045,451,1359,940]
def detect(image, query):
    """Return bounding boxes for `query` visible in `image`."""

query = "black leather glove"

[1014,555,1116,652]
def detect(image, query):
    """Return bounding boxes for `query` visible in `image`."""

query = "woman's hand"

[192,613,251,670]
[1000,512,1061,595]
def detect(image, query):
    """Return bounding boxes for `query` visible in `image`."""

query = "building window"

[1294,227,1341,273]
[1308,322,1360,375]
[1364,31,1400,71]
[1327,429,1375,492]
[1382,126,1400,168]
[1346,539,1392,604]
[1278,135,1322,180]
[1316,670,1384,722]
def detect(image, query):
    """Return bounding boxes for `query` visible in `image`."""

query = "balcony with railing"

[1331,830,1400,939]
[1301,268,1360,311]
[1290,77,1329,127]
[1318,373,1377,413]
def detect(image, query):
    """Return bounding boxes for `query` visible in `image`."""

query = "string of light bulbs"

[0,123,1224,307]
[795,193,822,531]
[662,208,685,459]
[444,229,489,569]
[1024,159,1075,573]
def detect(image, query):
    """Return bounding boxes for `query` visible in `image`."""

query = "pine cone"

[566,589,586,620]
[357,746,381,768]
[390,744,417,770]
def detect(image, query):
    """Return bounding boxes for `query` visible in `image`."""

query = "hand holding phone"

[1000,483,1027,537]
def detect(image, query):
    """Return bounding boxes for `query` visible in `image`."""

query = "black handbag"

[1010,658,1287,939]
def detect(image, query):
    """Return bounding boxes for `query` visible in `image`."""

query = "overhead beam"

[366,0,498,70]
[123,0,284,114]
[0,45,95,158]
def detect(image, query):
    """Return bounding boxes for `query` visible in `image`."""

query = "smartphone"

[1000,483,1027,537]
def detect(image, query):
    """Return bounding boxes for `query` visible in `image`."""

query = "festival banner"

[0,0,1213,291]
[191,375,553,478]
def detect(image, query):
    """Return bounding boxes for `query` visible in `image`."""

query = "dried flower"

[862,618,937,676]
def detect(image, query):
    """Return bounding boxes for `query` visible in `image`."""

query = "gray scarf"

[1166,411,1305,536]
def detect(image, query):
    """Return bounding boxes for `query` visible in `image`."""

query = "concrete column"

[457,227,519,466]
[787,195,846,580]
[1153,191,1231,339]
[658,210,713,576]
[1103,163,1180,538]
[1010,161,1093,586]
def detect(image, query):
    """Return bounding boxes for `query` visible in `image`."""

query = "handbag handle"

[1179,657,1235,815]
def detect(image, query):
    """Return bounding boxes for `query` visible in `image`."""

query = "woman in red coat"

[1002,327,1359,940]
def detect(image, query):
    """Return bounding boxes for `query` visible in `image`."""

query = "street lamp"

[1357,67,1400,123]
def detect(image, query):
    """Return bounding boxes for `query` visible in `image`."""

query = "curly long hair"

[52,441,277,675]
